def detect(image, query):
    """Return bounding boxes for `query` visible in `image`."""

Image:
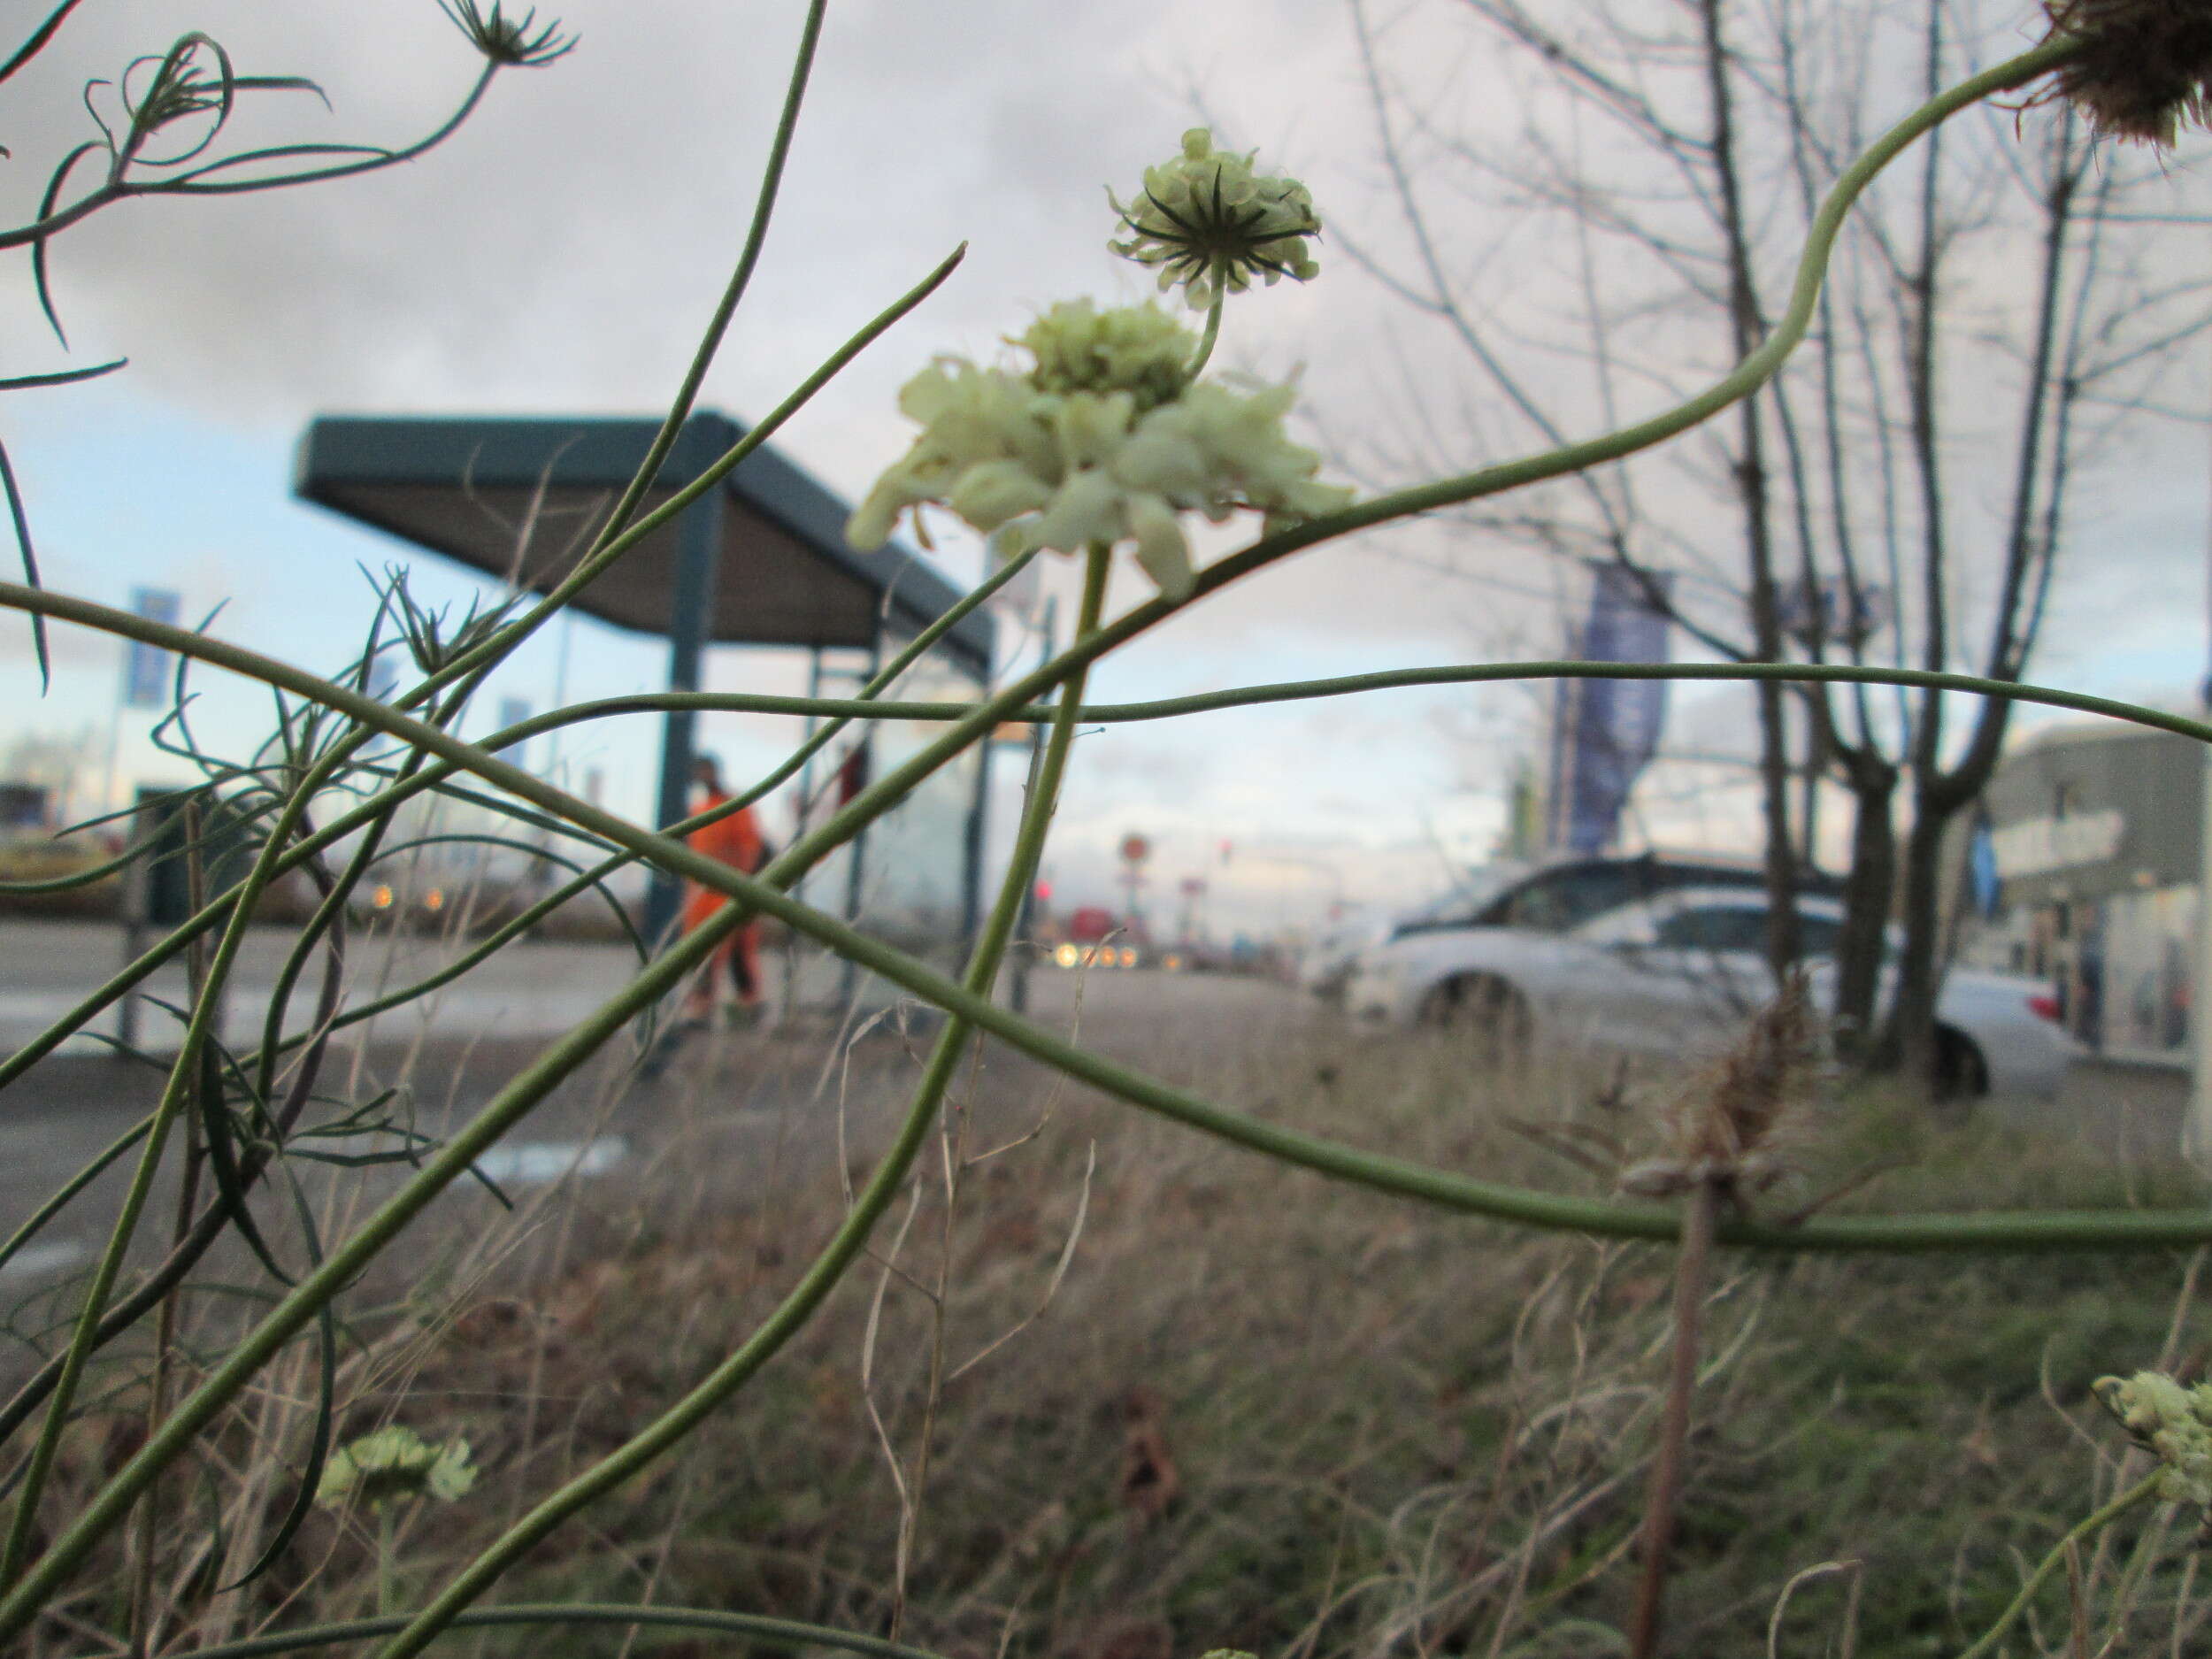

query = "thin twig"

[1629,1177,1718,1658]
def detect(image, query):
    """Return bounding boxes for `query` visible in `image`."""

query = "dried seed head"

[1624,968,1826,1202]
[2040,0,2212,146]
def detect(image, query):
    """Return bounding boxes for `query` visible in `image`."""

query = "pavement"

[0,920,1309,1320]
[0,918,657,1057]
[0,916,2193,1312]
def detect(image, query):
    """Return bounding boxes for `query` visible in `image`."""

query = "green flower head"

[1017,299,1196,413]
[1110,128,1322,311]
[314,1425,476,1514]
[2094,1371,2212,1511]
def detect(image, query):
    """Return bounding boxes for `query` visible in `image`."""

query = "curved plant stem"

[162,1602,948,1659]
[0,238,964,1102]
[0,1110,151,1279]
[0,63,502,254]
[1186,35,2078,564]
[1187,275,1227,377]
[0,34,2078,1099]
[281,545,1041,1050]
[590,0,829,549]
[0,39,2132,1623]
[365,549,1112,1659]
[248,655,2212,751]
[9,639,2184,1114]
[0,733,321,1591]
[1954,1472,2165,1659]
[10,585,2212,1262]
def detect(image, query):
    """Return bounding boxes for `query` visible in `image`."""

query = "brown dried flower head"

[2040,0,2212,146]
[1619,968,1826,1202]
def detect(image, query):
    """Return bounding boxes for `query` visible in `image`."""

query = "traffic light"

[1033,879,1054,903]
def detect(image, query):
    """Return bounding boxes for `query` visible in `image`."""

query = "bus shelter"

[294,411,996,1004]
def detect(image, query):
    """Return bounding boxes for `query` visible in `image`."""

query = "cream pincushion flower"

[2096,1371,2212,1512]
[314,1425,476,1513]
[846,302,1352,601]
[1110,128,1322,311]
[1018,298,1194,411]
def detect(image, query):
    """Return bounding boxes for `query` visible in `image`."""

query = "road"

[0,924,1304,1312]
[0,918,2191,1309]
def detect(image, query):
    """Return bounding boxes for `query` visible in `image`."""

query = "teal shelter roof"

[293,411,994,680]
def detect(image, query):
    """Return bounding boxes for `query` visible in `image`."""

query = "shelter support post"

[835,637,882,1012]
[642,487,725,948]
[780,646,826,1014]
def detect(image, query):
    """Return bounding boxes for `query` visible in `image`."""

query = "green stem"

[0,63,503,253]
[365,549,1112,1659]
[0,542,1033,1110]
[6,611,2209,1647]
[11,588,2212,1267]
[1954,1473,2165,1659]
[1186,36,2078,565]
[1187,277,1226,378]
[15,631,2180,1105]
[147,1602,947,1659]
[376,1508,396,1619]
[0,30,2083,1101]
[8,581,2212,1263]
[280,545,1041,1053]
[0,38,2128,1623]
[0,238,964,1103]
[588,0,829,549]
[2,766,318,1593]
[0,548,1044,1442]
[0,1111,152,1279]
[242,655,2212,754]
[376,240,963,739]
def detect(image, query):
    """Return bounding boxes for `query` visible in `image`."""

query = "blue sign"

[121,587,181,709]
[1967,816,2001,918]
[1550,564,1672,855]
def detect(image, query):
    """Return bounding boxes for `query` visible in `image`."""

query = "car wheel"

[1932,1025,1989,1114]
[1422,974,1532,1069]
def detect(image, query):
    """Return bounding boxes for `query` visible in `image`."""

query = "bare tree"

[1338,0,2211,1087]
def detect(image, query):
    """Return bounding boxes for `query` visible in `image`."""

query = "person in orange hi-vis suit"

[679,754,769,1025]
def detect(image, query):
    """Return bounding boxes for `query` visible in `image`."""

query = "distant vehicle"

[1066,905,1120,942]
[1345,884,2078,1100]
[1389,851,1839,942]
[1052,941,1141,971]
[1305,851,1823,1002]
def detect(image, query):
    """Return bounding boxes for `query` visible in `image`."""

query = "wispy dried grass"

[16,974,2211,1657]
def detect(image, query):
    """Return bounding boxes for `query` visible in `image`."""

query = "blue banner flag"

[1548,564,1672,855]
[121,587,182,709]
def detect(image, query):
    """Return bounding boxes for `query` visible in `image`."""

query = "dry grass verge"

[20,984,2212,1657]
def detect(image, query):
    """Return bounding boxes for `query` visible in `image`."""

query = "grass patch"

[26,990,2212,1656]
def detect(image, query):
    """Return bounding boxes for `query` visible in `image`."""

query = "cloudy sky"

[4,0,2210,935]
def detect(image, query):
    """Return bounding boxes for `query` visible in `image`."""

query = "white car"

[1344,886,2078,1099]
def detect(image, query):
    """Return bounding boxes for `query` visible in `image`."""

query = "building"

[1969,720,2205,1066]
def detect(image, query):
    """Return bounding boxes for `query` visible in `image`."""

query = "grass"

[12,970,2209,1656]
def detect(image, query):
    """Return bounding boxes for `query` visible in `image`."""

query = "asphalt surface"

[0,918,2192,1315]
[0,924,1309,1323]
